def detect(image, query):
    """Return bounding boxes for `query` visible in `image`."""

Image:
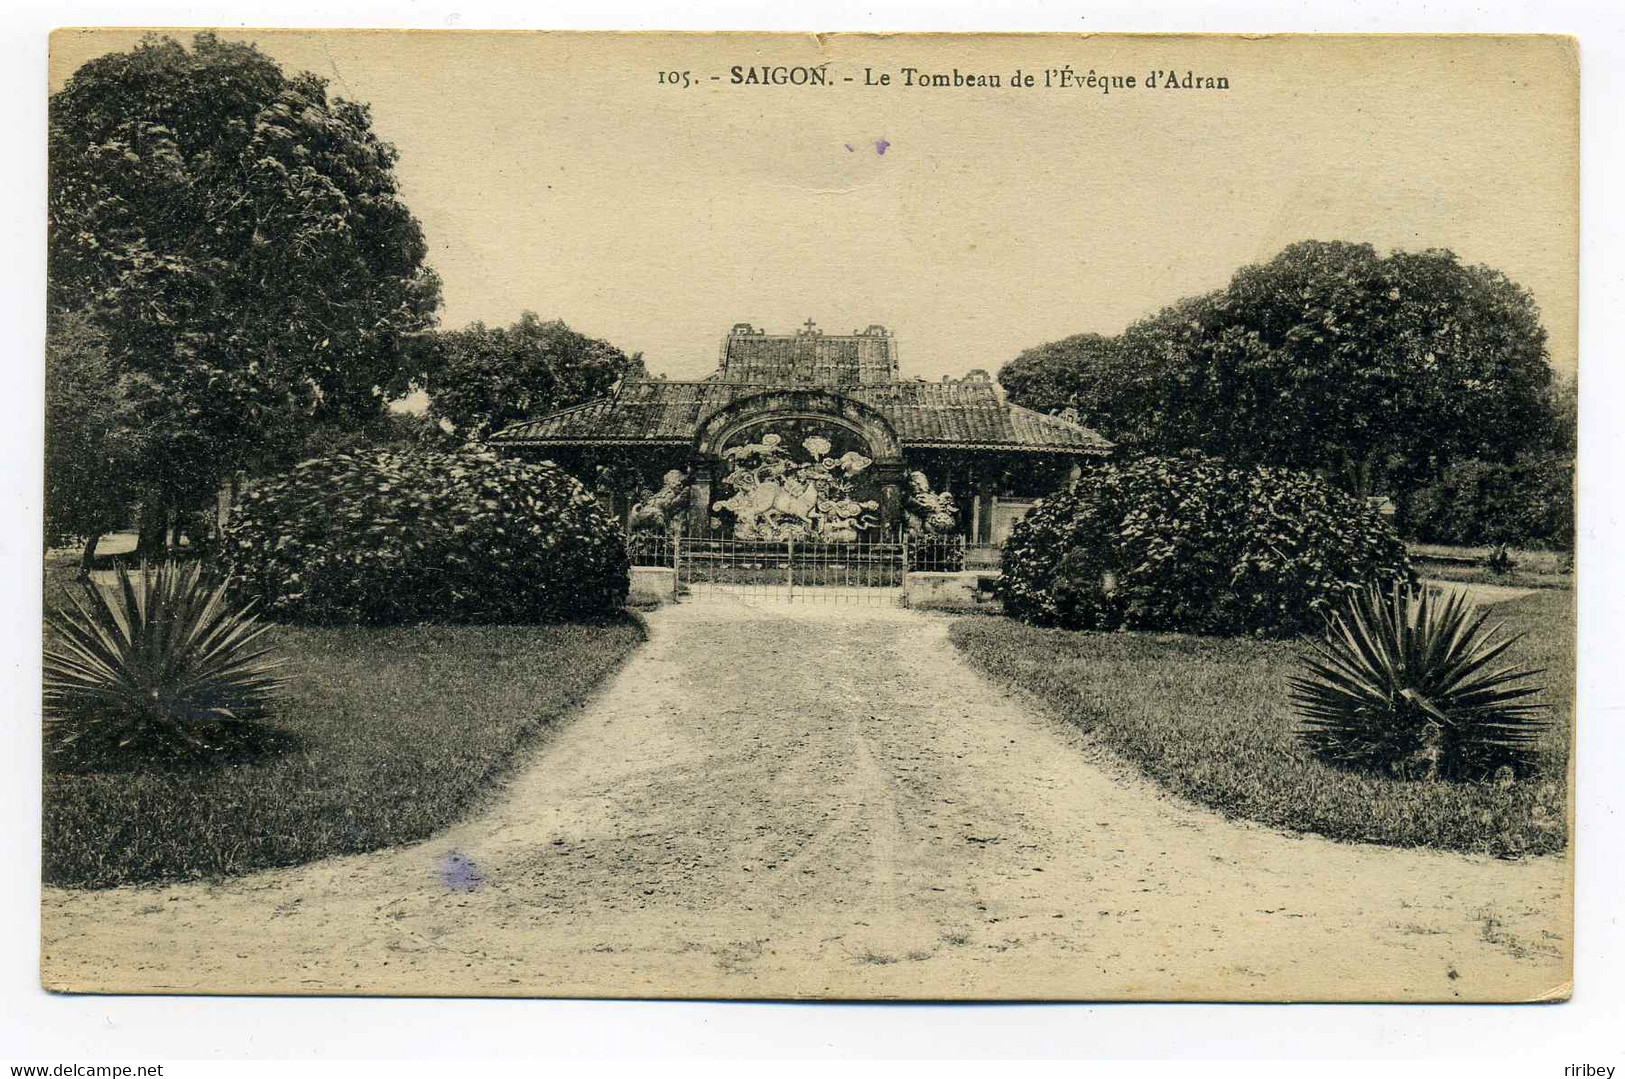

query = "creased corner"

[1524,979,1574,1003]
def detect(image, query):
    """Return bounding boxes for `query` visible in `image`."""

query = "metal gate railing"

[627,534,1003,606]
[684,537,906,604]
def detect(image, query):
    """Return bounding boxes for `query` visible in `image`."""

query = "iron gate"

[627,534,996,605]
[679,537,905,604]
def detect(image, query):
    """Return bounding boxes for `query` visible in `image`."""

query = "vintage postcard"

[40,30,1577,1000]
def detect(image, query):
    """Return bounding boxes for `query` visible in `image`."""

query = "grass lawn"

[950,589,1573,858]
[42,557,645,889]
[1407,542,1573,591]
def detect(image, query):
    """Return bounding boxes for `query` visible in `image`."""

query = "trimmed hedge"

[223,448,628,624]
[998,453,1414,637]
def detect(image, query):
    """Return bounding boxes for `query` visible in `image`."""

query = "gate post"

[671,532,681,600]
[786,537,794,599]
[901,532,910,605]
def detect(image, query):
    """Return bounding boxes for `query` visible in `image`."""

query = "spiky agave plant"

[44,561,287,757]
[1290,582,1548,781]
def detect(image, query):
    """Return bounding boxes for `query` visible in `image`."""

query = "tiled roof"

[716,322,898,386]
[489,376,1112,454]
[498,381,738,444]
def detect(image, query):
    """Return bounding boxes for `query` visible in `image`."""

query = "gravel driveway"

[41,597,1570,1000]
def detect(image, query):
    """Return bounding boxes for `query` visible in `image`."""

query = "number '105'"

[658,70,692,87]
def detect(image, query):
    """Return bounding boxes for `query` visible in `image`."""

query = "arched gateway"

[487,320,1112,546]
[688,388,907,538]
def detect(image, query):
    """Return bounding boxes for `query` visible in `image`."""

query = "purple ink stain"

[874,138,890,155]
[438,850,482,892]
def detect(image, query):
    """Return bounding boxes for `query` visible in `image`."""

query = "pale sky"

[50,31,1579,381]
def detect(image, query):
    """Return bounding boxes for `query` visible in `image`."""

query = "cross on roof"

[802,318,818,332]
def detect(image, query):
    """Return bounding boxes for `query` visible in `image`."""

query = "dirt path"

[41,598,1570,1000]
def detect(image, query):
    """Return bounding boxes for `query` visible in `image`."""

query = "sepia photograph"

[33,28,1579,1005]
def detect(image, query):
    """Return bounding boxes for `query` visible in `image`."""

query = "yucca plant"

[44,561,287,758]
[1290,582,1548,781]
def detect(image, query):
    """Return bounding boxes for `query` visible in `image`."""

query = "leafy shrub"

[1399,452,1574,551]
[223,448,628,624]
[44,562,286,759]
[998,453,1414,637]
[1291,583,1548,780]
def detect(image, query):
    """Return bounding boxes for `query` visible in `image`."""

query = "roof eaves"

[1005,402,1115,449]
[900,438,1112,454]
[487,436,691,448]
[487,395,620,441]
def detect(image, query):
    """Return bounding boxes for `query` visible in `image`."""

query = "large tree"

[1000,241,1554,495]
[48,32,441,552]
[423,312,643,441]
[1197,242,1551,492]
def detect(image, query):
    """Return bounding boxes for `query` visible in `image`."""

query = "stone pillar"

[875,464,905,539]
[975,486,995,545]
[215,473,240,538]
[687,462,713,538]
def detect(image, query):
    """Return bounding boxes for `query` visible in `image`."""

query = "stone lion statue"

[904,471,958,534]
[629,469,690,533]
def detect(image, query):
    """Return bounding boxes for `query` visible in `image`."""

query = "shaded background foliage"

[1399,452,1575,551]
[44,312,139,562]
[1398,375,1576,551]
[223,449,629,625]
[998,453,1415,638]
[420,312,644,442]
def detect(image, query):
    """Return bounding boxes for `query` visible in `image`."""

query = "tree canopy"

[999,241,1555,494]
[48,32,442,538]
[997,332,1124,419]
[422,312,643,441]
